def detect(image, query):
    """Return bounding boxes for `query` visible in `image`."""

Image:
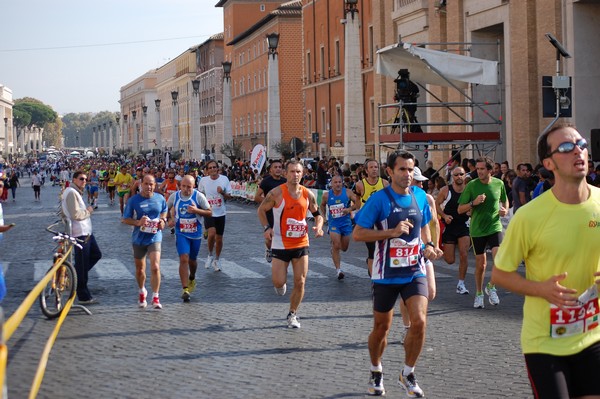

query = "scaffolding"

[375,41,503,161]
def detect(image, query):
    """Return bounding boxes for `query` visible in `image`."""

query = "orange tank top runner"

[271,185,310,250]
[164,180,178,201]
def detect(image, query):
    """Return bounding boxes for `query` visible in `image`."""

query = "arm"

[307,190,324,237]
[347,189,361,212]
[319,191,329,218]
[426,194,444,259]
[435,186,452,225]
[254,186,265,204]
[257,188,279,240]
[492,268,577,308]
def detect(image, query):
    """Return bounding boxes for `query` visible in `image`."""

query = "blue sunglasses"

[547,138,588,157]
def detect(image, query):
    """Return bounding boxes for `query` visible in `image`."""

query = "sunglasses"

[78,177,88,181]
[453,173,465,176]
[547,138,588,157]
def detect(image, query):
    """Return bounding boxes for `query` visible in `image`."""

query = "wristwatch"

[425,241,435,248]
[470,201,475,207]
[263,225,272,232]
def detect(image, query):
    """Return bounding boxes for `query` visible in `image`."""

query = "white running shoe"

[456,282,469,295]
[474,294,485,309]
[287,312,301,329]
[485,285,500,306]
[138,287,148,308]
[204,255,213,269]
[274,283,287,296]
[212,258,221,272]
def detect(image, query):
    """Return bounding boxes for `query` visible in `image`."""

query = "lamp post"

[97,125,102,151]
[108,121,113,156]
[123,114,128,150]
[116,115,121,150]
[142,105,148,152]
[132,110,138,153]
[3,117,8,161]
[222,61,232,162]
[266,32,282,158]
[343,0,366,163]
[92,126,97,149]
[171,90,179,152]
[154,99,161,153]
[191,79,201,161]
[103,123,107,153]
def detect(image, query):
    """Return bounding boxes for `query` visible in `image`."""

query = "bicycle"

[38,223,84,319]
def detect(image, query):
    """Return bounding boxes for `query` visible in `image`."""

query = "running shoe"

[78,298,99,305]
[188,278,196,293]
[204,255,213,269]
[212,259,222,272]
[485,284,500,306]
[474,294,485,309]
[399,326,410,345]
[138,288,147,308]
[274,283,287,296]
[398,371,424,398]
[181,288,191,303]
[152,296,162,309]
[456,282,469,295]
[265,248,272,263]
[368,371,385,396]
[337,269,345,280]
[287,312,301,329]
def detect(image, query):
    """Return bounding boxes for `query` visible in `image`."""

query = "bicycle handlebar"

[52,233,83,250]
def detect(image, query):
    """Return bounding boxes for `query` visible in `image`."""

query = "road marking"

[217,260,266,278]
[94,258,134,279]
[249,256,328,278]
[312,257,369,278]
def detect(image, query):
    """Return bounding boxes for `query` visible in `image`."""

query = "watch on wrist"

[425,241,435,248]
[470,201,474,207]
[264,225,272,232]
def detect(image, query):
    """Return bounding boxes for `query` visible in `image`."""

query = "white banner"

[250,144,267,173]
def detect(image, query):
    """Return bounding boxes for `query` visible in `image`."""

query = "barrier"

[0,254,75,399]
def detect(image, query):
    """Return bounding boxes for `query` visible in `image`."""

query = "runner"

[88,170,100,209]
[493,124,600,398]
[198,160,232,272]
[353,150,440,398]
[319,174,359,279]
[167,175,212,302]
[106,164,117,206]
[254,160,286,262]
[257,159,324,328]
[114,165,133,216]
[354,159,389,276]
[122,174,168,309]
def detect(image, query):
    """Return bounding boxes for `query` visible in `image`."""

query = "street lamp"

[155,99,161,152]
[266,32,280,60]
[132,110,138,153]
[116,115,121,149]
[92,126,97,149]
[108,121,113,156]
[123,114,128,150]
[103,123,107,152]
[222,61,232,82]
[222,61,233,162]
[344,0,358,20]
[142,105,148,151]
[191,80,201,161]
[171,90,179,151]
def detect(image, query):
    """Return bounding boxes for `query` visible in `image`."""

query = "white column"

[343,9,366,164]
[267,52,282,158]
[109,122,113,156]
[142,109,148,152]
[155,104,162,150]
[92,127,96,149]
[172,98,179,151]
[132,112,138,153]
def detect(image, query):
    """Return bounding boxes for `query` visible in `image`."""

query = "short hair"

[72,170,85,180]
[285,159,304,171]
[475,157,494,171]
[387,150,415,169]
[537,123,577,163]
[206,160,219,169]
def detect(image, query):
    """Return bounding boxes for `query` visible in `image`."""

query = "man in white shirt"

[62,170,103,304]
[198,160,232,271]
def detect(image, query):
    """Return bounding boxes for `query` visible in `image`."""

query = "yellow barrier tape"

[28,292,75,399]
[4,249,70,342]
[0,344,6,397]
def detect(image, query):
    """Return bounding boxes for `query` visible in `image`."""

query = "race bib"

[179,218,198,234]
[120,183,129,190]
[550,285,600,338]
[208,197,223,208]
[140,218,160,234]
[329,203,345,219]
[389,238,419,268]
[285,218,308,238]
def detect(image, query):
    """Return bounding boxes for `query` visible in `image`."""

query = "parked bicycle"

[38,223,84,319]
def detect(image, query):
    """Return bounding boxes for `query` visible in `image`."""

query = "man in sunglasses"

[493,124,600,399]
[436,166,471,295]
[61,170,102,305]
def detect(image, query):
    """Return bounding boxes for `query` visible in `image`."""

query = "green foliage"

[13,101,57,127]
[13,108,31,128]
[220,140,244,166]
[273,141,294,161]
[44,118,64,148]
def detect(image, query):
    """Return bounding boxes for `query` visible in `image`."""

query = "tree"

[220,140,244,166]
[273,140,304,161]
[43,118,64,148]
[13,100,58,127]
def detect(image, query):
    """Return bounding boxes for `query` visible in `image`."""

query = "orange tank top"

[271,185,310,250]
[164,180,178,200]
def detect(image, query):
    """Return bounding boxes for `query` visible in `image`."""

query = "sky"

[0,0,224,115]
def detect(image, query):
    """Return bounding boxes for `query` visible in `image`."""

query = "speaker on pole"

[591,129,600,162]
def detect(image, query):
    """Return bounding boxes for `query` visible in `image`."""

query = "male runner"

[319,174,359,279]
[493,124,600,398]
[199,160,232,272]
[354,151,440,397]
[254,160,286,262]
[167,175,211,302]
[258,159,324,329]
[122,174,168,309]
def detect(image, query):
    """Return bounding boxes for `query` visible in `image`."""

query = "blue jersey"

[173,190,209,239]
[123,193,168,246]
[356,186,431,284]
[327,188,352,228]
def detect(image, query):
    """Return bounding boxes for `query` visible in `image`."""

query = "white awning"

[376,42,498,89]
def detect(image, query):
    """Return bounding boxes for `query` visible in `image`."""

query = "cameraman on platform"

[394,69,423,133]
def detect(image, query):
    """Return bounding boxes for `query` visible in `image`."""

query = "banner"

[250,144,267,173]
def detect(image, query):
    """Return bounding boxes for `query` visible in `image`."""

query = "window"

[307,111,312,135]
[320,46,325,80]
[234,81,237,97]
[247,114,251,135]
[334,40,340,76]
[321,108,327,138]
[260,4,265,11]
[368,26,374,66]
[253,113,257,134]
[370,99,375,130]
[247,74,250,92]
[259,113,263,133]
[306,51,311,83]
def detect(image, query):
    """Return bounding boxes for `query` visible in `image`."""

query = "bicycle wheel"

[39,260,77,319]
